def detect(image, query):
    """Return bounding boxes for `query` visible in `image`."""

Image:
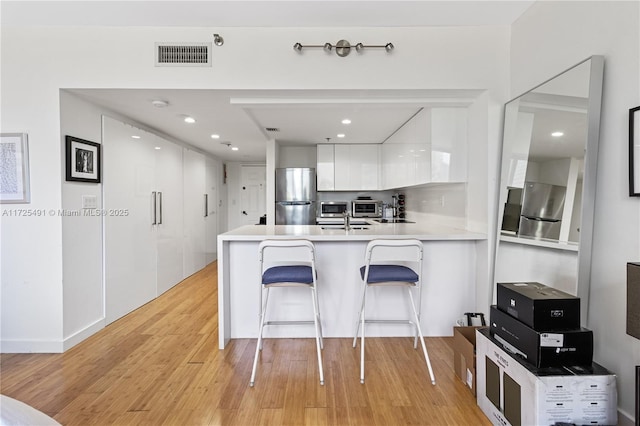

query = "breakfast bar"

[217,221,486,349]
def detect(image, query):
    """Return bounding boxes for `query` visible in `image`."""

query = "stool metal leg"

[311,286,325,385]
[313,284,324,350]
[250,287,270,387]
[352,283,367,348]
[360,286,367,384]
[407,287,436,385]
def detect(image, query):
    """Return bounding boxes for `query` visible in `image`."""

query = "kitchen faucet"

[343,211,351,230]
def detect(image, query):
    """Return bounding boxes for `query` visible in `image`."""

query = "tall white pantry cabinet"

[103,116,216,325]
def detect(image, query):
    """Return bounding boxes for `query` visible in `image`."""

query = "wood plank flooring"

[0,261,491,425]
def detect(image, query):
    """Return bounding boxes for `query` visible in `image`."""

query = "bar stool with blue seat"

[249,239,324,387]
[352,238,436,385]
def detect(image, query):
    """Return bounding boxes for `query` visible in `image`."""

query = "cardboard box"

[453,326,485,395]
[497,282,580,331]
[490,305,593,368]
[476,329,617,426]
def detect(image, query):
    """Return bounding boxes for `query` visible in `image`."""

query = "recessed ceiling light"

[551,131,564,137]
[337,133,345,138]
[131,135,141,139]
[151,100,169,108]
[211,134,220,139]
[184,116,196,124]
[231,146,239,151]
[154,146,161,150]
[342,119,351,125]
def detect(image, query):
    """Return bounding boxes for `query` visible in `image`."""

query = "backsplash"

[403,183,467,227]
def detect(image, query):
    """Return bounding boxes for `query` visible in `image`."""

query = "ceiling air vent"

[155,42,212,67]
[265,127,280,133]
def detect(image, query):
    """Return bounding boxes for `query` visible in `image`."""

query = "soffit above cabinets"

[67,88,481,162]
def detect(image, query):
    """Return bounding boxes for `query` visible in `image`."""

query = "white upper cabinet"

[335,144,379,190]
[316,144,335,191]
[381,107,467,189]
[317,144,380,191]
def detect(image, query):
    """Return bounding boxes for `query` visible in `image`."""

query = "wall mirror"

[494,56,604,325]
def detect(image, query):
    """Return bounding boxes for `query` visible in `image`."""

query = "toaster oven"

[351,200,382,218]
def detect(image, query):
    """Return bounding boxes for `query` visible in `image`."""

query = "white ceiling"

[6,1,535,161]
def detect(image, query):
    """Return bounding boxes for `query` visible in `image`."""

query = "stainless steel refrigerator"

[275,168,316,225]
[518,182,566,240]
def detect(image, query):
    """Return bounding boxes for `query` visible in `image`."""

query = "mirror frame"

[494,56,604,326]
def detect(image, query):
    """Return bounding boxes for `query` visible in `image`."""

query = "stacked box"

[491,282,593,368]
[476,329,617,426]
[490,306,593,368]
[497,282,580,330]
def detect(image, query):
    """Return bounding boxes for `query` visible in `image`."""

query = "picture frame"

[0,133,31,203]
[630,106,640,196]
[65,135,101,183]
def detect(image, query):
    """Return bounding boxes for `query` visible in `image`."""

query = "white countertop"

[219,221,486,242]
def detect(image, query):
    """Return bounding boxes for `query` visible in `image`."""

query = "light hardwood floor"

[0,261,491,425]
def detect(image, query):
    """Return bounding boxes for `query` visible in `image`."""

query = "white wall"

[60,92,106,350]
[278,145,316,168]
[1,24,508,351]
[510,1,640,420]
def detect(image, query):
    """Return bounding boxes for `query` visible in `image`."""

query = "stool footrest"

[264,320,315,326]
[363,319,416,326]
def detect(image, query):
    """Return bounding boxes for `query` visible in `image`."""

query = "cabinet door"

[317,144,335,191]
[103,116,156,324]
[155,135,184,295]
[183,149,207,278]
[334,144,379,190]
[431,108,468,183]
[205,157,219,264]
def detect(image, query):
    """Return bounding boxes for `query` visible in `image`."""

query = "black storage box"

[490,306,593,368]
[497,282,580,330]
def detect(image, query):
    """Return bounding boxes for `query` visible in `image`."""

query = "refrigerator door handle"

[158,192,163,225]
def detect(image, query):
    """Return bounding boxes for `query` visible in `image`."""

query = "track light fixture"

[213,33,224,46]
[293,39,394,57]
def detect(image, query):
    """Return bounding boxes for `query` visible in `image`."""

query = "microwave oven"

[352,200,382,218]
[319,201,349,218]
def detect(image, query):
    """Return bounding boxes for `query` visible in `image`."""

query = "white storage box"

[476,328,617,426]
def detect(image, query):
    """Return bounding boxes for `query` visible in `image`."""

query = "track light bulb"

[213,33,224,46]
[293,42,303,52]
[385,43,394,52]
[323,43,333,52]
[355,43,364,52]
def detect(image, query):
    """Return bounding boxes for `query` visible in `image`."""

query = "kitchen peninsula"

[217,221,485,348]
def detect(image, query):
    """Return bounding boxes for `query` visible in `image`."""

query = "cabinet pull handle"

[152,191,157,225]
[204,194,209,217]
[158,192,163,225]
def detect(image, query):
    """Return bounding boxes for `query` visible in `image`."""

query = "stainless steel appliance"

[352,199,382,218]
[275,168,316,225]
[319,201,349,218]
[518,182,566,239]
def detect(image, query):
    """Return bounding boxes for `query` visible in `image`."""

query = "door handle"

[158,192,163,225]
[204,194,209,218]
[242,210,248,215]
[152,191,157,225]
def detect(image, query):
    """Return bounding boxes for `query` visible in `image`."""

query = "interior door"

[240,165,266,225]
[183,149,207,277]
[205,158,219,263]
[103,116,156,324]
[155,134,184,295]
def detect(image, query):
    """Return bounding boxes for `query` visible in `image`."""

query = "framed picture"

[0,133,31,203]
[630,106,640,196]
[65,135,101,183]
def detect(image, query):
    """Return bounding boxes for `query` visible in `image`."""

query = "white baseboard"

[0,318,106,353]
[618,408,634,426]
[63,318,105,351]
[0,339,64,353]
